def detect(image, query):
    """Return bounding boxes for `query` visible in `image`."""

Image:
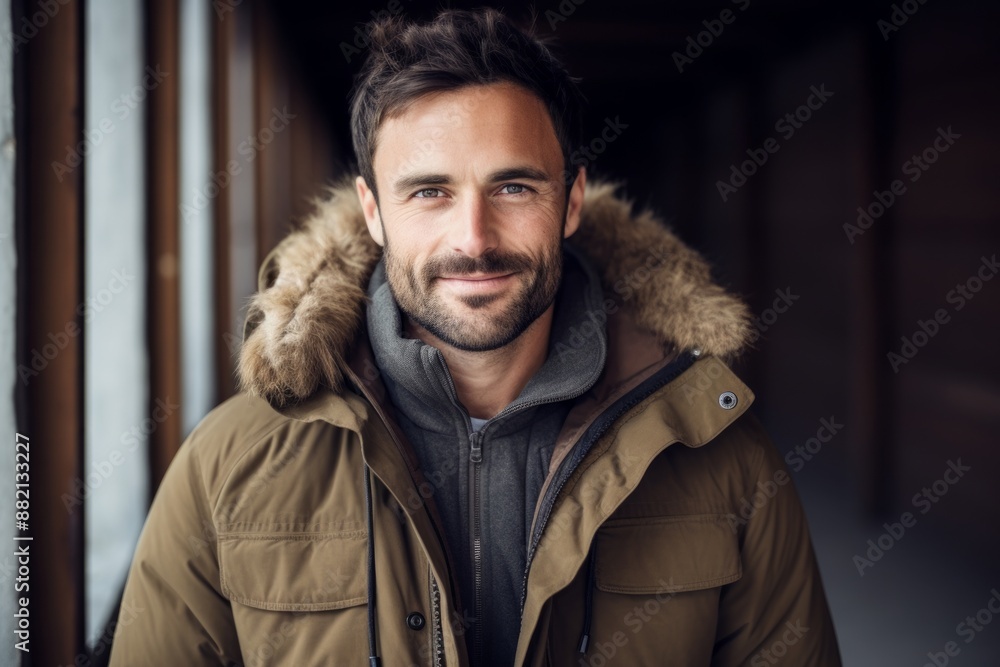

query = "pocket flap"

[595,514,741,594]
[219,531,368,611]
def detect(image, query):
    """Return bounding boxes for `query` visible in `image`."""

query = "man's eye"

[414,188,441,198]
[500,184,528,195]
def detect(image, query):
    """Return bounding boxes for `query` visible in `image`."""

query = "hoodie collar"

[365,241,608,435]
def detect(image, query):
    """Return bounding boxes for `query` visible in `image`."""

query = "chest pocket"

[544,514,743,666]
[594,513,741,594]
[218,529,368,611]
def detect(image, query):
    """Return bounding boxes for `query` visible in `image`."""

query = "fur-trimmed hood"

[238,177,753,408]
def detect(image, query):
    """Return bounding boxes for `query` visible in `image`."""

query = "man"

[111,8,841,666]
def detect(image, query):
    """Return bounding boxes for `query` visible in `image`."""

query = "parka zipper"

[430,575,444,667]
[470,430,484,665]
[342,364,459,666]
[517,350,697,615]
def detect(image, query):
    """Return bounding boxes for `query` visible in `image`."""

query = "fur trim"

[238,176,752,407]
[238,176,382,407]
[571,181,753,362]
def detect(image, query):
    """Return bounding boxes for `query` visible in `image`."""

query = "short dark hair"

[349,8,586,200]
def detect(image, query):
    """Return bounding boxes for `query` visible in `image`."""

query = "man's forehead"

[371,82,563,186]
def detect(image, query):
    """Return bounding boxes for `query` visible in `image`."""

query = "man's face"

[357,82,585,352]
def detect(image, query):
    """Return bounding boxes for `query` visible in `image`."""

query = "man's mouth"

[439,272,514,281]
[438,272,517,292]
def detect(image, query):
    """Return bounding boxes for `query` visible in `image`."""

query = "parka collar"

[237,175,754,417]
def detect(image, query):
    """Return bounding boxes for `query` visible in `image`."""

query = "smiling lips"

[438,272,517,292]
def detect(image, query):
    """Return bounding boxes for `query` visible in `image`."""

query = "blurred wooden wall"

[16,0,338,663]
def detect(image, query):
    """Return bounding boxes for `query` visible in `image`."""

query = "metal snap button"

[406,612,426,631]
[718,391,737,409]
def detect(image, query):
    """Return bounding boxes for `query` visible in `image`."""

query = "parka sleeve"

[710,412,843,667]
[109,427,243,666]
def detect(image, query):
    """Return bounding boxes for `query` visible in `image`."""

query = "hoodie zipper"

[429,348,597,666]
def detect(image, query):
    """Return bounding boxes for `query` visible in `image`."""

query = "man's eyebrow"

[392,173,452,194]
[486,166,551,183]
[391,167,552,195]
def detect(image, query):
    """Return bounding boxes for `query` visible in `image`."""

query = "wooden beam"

[288,82,338,221]
[19,0,86,661]
[253,2,292,266]
[212,3,256,402]
[212,5,236,402]
[147,0,183,490]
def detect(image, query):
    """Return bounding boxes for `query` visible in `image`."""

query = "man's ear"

[356,176,384,247]
[563,166,586,239]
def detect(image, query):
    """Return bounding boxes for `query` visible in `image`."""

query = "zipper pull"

[470,431,482,464]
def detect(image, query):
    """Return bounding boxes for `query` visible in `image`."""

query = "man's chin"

[413,310,526,352]
[429,282,514,310]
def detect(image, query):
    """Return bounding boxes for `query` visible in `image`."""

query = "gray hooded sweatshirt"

[365,241,608,666]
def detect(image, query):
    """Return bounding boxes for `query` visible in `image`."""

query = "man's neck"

[403,304,555,420]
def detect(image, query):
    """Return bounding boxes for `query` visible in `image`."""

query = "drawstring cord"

[577,542,597,654]
[364,465,382,667]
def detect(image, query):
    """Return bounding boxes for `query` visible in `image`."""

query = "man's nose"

[447,193,499,258]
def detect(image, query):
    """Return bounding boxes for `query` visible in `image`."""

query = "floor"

[795,460,1000,666]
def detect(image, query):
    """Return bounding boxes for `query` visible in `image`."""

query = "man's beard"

[382,230,564,353]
